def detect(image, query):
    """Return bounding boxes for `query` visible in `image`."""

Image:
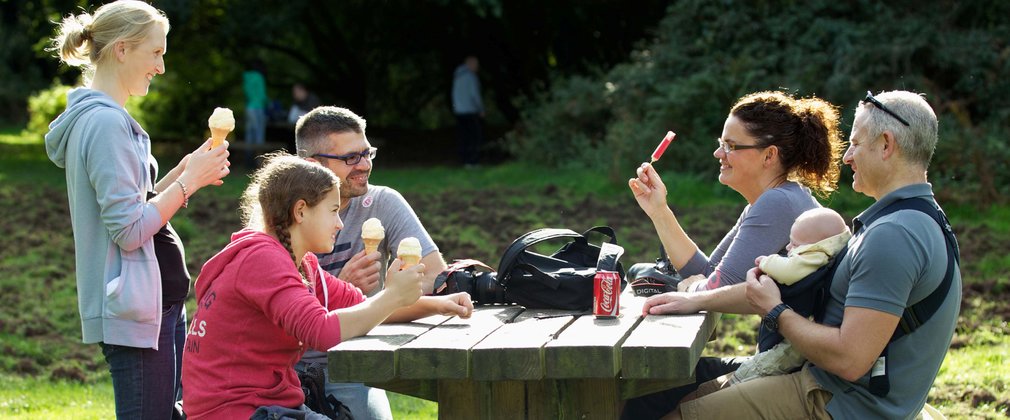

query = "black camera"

[627,246,683,297]
[434,261,511,305]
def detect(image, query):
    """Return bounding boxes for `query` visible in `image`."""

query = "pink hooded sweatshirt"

[182,230,365,419]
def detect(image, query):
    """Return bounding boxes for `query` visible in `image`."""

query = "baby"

[731,207,852,384]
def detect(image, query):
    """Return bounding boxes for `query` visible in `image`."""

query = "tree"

[8,0,669,135]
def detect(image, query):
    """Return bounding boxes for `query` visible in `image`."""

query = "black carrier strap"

[853,198,959,397]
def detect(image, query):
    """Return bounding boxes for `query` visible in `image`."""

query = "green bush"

[25,85,71,142]
[508,0,1010,203]
[26,84,157,142]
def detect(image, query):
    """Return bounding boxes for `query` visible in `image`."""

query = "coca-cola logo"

[600,276,615,312]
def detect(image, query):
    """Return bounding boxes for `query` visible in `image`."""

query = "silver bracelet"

[173,179,189,209]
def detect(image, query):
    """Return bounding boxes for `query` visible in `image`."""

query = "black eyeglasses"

[863,91,910,127]
[717,138,769,154]
[312,147,377,166]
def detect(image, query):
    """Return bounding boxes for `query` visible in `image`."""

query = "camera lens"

[474,272,508,304]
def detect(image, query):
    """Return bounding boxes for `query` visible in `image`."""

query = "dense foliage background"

[507,0,1010,204]
[3,0,668,131]
[5,1,1007,205]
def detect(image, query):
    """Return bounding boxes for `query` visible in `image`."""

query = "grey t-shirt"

[315,185,438,296]
[810,184,961,419]
[680,181,820,289]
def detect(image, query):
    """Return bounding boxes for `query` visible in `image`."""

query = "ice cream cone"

[397,237,422,270]
[361,218,385,255]
[362,238,382,255]
[210,127,231,148]
[399,254,421,269]
[207,107,235,149]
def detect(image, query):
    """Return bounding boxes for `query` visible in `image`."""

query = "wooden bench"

[328,292,719,419]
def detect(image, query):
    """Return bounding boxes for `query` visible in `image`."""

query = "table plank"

[544,295,647,378]
[620,311,719,380]
[327,315,451,382]
[399,305,524,380]
[471,308,577,381]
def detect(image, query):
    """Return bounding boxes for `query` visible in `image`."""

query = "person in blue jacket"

[45,1,229,417]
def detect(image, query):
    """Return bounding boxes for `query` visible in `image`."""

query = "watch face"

[763,304,786,332]
[762,315,778,332]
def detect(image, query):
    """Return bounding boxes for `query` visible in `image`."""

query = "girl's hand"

[431,293,474,318]
[628,163,670,217]
[384,259,424,307]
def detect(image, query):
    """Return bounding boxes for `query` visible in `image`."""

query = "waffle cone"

[362,238,382,255]
[209,127,231,148]
[399,254,421,269]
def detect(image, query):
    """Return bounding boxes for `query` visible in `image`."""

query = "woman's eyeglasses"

[863,91,911,127]
[312,147,378,166]
[717,138,768,154]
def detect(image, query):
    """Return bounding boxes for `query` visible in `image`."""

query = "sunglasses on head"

[863,91,910,127]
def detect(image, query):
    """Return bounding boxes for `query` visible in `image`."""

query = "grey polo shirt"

[810,183,961,419]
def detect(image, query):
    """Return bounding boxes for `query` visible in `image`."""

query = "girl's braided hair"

[240,152,339,284]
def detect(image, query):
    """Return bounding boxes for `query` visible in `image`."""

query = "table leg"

[437,378,620,419]
[554,379,620,420]
[438,379,526,420]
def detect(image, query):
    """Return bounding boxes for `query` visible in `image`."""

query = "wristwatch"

[762,303,791,332]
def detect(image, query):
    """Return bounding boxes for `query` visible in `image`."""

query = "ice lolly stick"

[650,131,677,163]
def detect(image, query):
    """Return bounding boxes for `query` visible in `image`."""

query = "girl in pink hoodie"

[182,155,472,419]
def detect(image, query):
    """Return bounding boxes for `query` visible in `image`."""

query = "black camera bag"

[497,226,626,310]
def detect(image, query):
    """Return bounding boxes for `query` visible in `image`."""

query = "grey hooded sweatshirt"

[45,88,164,349]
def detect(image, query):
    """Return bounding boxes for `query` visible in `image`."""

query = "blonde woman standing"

[45,1,229,418]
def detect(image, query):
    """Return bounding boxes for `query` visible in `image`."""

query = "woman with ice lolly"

[623,91,846,419]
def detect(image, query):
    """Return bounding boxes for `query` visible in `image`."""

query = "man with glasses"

[665,91,961,419]
[293,106,447,420]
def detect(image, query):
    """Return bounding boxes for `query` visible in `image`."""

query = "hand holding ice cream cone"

[361,218,385,255]
[207,107,235,149]
[397,237,422,269]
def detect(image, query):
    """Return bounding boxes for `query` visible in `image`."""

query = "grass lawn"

[1,129,1007,418]
[0,375,435,419]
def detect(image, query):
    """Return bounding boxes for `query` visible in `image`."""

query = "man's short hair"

[294,106,367,158]
[858,91,938,168]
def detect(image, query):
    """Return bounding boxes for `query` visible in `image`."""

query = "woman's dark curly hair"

[730,91,845,196]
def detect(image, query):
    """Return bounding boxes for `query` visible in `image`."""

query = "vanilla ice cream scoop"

[397,237,422,269]
[362,218,385,240]
[361,218,385,254]
[207,107,235,148]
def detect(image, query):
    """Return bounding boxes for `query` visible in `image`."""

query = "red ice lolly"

[650,131,676,162]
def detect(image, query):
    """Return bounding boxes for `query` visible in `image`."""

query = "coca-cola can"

[593,270,620,318]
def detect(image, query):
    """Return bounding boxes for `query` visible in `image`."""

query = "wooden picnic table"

[327,292,719,419]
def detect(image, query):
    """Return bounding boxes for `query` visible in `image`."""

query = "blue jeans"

[245,106,267,145]
[101,303,187,420]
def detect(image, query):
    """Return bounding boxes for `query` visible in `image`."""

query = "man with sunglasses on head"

[293,106,447,420]
[662,91,961,420]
